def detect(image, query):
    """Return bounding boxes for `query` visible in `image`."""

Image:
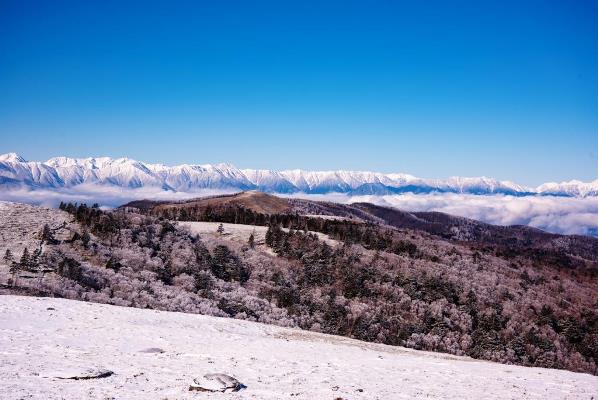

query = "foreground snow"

[0,296,596,399]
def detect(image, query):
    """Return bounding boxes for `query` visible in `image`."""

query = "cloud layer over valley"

[352,193,598,237]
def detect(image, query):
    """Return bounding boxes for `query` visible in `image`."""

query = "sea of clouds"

[287,192,598,237]
[0,185,235,209]
[360,193,598,236]
[0,186,597,237]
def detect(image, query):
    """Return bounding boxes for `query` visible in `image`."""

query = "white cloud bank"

[279,192,598,237]
[0,185,238,209]
[349,193,598,236]
[1,186,597,237]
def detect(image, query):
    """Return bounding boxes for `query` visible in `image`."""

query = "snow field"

[0,295,596,400]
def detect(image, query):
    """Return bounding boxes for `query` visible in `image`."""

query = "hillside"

[126,191,598,268]
[1,295,597,400]
[154,190,292,215]
[1,196,597,377]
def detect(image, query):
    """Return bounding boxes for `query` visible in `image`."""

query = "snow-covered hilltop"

[1,152,596,197]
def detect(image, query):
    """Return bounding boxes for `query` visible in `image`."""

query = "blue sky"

[0,0,596,186]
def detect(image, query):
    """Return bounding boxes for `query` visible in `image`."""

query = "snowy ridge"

[536,179,598,197]
[0,153,596,197]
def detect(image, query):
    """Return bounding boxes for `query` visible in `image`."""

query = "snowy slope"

[0,201,72,258]
[1,295,596,400]
[179,221,338,246]
[0,152,596,197]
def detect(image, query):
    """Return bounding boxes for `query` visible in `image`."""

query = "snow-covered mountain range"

[1,152,596,197]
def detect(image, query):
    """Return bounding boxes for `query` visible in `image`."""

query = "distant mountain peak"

[0,152,26,163]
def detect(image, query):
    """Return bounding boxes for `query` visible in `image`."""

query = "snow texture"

[1,295,596,399]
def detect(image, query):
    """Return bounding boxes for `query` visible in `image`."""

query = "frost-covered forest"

[0,199,596,375]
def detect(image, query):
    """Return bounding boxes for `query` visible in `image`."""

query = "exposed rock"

[189,373,245,393]
[138,347,164,353]
[55,368,114,380]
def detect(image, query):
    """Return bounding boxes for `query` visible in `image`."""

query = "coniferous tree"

[40,223,61,245]
[211,245,231,280]
[9,261,21,286]
[158,259,173,285]
[265,225,274,247]
[41,224,52,242]
[19,247,30,269]
[217,223,225,235]
[29,248,42,271]
[81,229,91,248]
[9,248,29,286]
[211,244,249,282]
[3,249,13,265]
[248,231,255,249]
